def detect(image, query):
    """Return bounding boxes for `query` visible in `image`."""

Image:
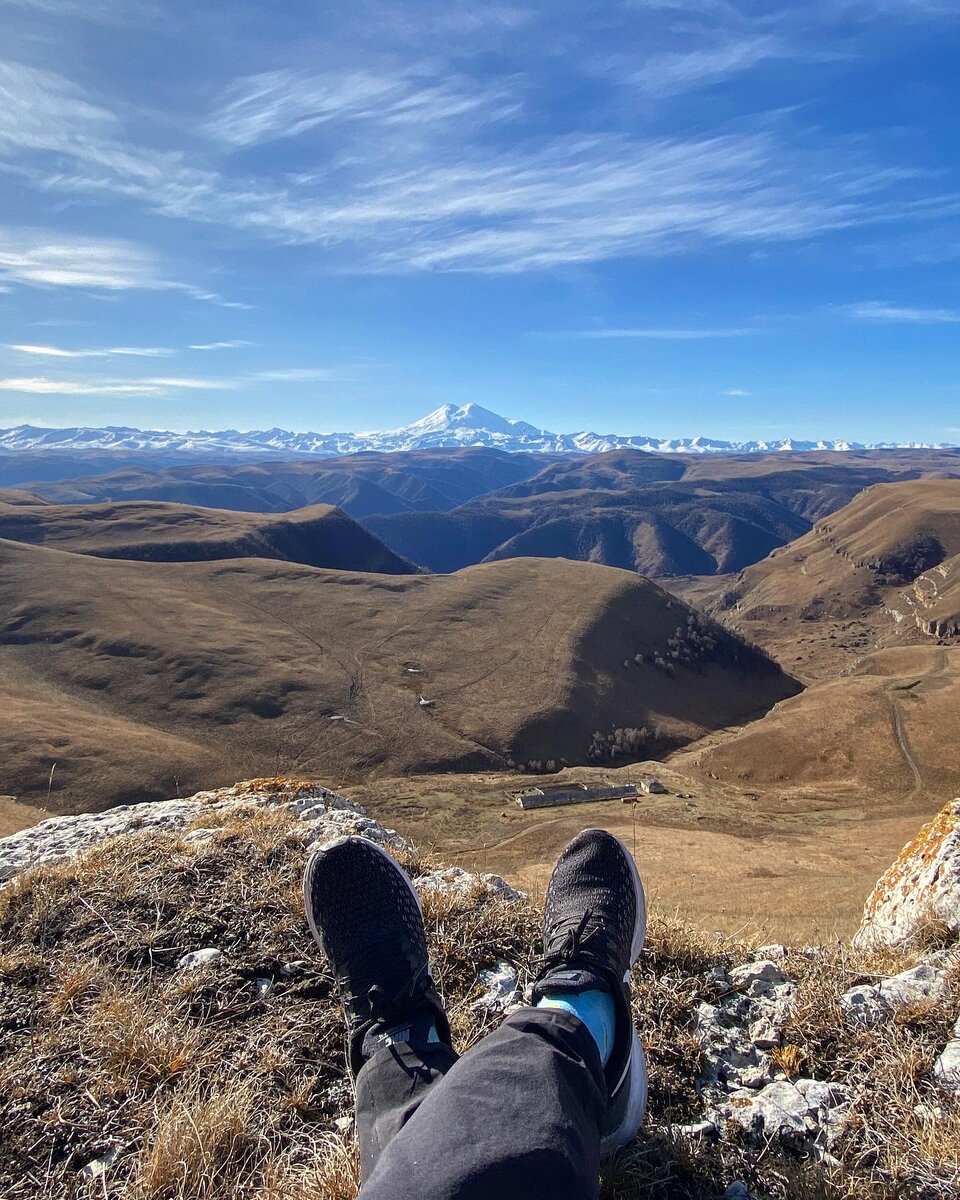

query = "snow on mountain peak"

[0,409,953,459]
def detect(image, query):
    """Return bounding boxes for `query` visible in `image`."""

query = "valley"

[2,440,959,939]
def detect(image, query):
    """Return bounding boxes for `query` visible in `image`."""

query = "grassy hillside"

[0,543,798,813]
[0,497,418,574]
[686,479,960,681]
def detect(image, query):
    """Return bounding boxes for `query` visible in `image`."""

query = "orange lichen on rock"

[853,799,960,950]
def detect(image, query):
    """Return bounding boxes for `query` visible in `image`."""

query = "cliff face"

[0,779,957,1200]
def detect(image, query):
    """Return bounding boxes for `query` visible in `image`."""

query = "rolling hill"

[9,446,960,580]
[0,540,799,813]
[692,479,960,679]
[17,448,558,516]
[0,495,418,574]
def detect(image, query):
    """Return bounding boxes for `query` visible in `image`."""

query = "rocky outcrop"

[841,964,950,1024]
[0,779,403,884]
[690,954,852,1159]
[853,798,960,951]
[935,1018,960,1091]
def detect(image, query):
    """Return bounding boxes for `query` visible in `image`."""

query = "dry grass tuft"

[137,1080,260,1199]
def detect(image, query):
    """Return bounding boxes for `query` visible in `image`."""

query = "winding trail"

[455,816,568,857]
[883,648,949,798]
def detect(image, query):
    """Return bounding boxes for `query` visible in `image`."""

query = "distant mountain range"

[0,404,951,457]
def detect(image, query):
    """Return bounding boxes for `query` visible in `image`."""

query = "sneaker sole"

[601,834,648,1160]
[302,835,424,965]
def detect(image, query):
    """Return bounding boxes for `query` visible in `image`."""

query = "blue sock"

[537,989,616,1065]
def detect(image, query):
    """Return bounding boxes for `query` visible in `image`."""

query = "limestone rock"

[414,866,523,903]
[841,964,949,1024]
[470,962,520,1014]
[721,1080,812,1142]
[718,1078,851,1149]
[934,1035,960,1092]
[853,799,960,950]
[0,779,369,884]
[728,960,794,999]
[177,948,223,971]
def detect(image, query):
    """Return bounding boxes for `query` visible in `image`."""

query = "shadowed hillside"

[364,450,960,577]
[0,497,418,574]
[690,479,960,679]
[366,483,810,575]
[0,541,798,813]
[12,447,960,579]
[22,448,559,517]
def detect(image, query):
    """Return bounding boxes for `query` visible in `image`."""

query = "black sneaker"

[531,829,647,1158]
[303,836,451,1081]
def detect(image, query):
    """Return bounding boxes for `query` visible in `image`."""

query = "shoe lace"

[543,907,604,971]
[361,961,429,1029]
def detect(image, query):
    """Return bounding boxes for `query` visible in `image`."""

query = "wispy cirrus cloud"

[253,367,346,381]
[0,0,161,21]
[0,376,232,395]
[6,343,174,357]
[0,365,344,395]
[840,300,960,322]
[204,67,516,148]
[625,35,792,95]
[0,226,169,291]
[188,340,254,351]
[0,224,248,307]
[0,41,956,279]
[569,325,761,339]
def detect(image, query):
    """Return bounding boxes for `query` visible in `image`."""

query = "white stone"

[842,965,949,1024]
[253,977,273,1000]
[738,1064,773,1090]
[879,964,949,1006]
[470,962,520,1014]
[79,1144,121,1179]
[934,1041,960,1091]
[415,866,523,903]
[0,779,366,885]
[722,1081,811,1141]
[854,799,960,950]
[177,948,223,971]
[754,944,788,961]
[728,960,795,1000]
[795,1079,851,1111]
[749,1017,781,1050]
[669,1119,718,1140]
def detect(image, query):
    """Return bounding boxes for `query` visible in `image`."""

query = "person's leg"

[361,1004,608,1200]
[303,836,456,1181]
[360,829,648,1200]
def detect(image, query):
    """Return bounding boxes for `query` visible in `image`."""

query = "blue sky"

[1,0,959,441]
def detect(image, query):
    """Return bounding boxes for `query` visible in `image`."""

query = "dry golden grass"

[0,812,956,1199]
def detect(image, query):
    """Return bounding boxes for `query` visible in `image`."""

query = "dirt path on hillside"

[884,648,949,797]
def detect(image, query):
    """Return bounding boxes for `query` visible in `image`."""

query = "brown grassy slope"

[679,480,960,682]
[0,542,798,813]
[0,807,955,1199]
[669,644,960,808]
[363,449,960,579]
[0,497,418,574]
[365,488,810,576]
[0,488,50,506]
[25,447,558,517]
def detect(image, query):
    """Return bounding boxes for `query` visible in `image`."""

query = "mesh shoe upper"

[303,836,450,1079]
[531,829,647,1147]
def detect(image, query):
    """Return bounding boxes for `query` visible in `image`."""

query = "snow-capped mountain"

[0,404,952,457]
